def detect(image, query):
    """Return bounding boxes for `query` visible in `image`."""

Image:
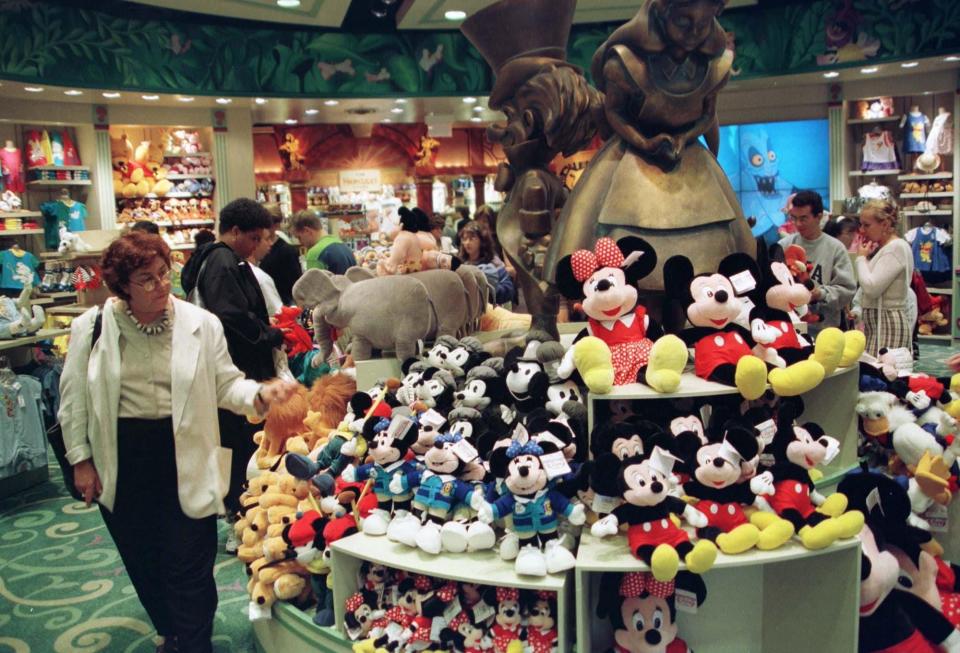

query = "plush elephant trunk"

[311,307,334,361]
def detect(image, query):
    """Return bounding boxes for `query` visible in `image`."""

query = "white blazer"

[59,297,261,518]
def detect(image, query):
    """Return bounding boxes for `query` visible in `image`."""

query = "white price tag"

[430,617,447,641]
[540,451,572,480]
[388,585,398,607]
[591,493,620,514]
[866,487,882,516]
[18,394,25,408]
[472,600,495,624]
[759,453,775,467]
[921,503,949,533]
[420,409,446,430]
[729,270,757,295]
[443,597,462,623]
[452,439,479,463]
[675,588,698,614]
[755,419,776,446]
[741,297,756,313]
[388,415,414,441]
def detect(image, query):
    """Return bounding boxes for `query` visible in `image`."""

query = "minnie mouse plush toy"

[555,237,689,394]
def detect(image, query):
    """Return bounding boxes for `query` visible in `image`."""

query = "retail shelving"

[27,179,91,186]
[0,328,70,351]
[847,115,900,125]
[900,191,954,198]
[0,228,43,236]
[0,211,42,219]
[848,170,901,176]
[898,172,953,181]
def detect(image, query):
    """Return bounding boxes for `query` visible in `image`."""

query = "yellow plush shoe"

[573,336,614,394]
[685,539,718,574]
[756,518,795,550]
[735,355,768,400]
[645,335,688,393]
[651,544,680,581]
[817,492,848,518]
[768,359,825,396]
[951,373,960,394]
[838,330,866,368]
[833,510,865,539]
[799,519,839,550]
[811,327,845,375]
[716,523,760,554]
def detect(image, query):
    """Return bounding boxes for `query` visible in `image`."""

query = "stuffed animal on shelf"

[554,236,688,394]
[378,207,424,275]
[57,226,93,254]
[253,384,309,470]
[0,274,44,339]
[488,586,526,653]
[591,446,717,581]
[596,571,707,653]
[503,344,550,417]
[344,589,385,641]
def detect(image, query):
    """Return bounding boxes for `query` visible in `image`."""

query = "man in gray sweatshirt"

[778,190,856,337]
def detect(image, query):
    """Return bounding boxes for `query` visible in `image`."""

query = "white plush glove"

[905,391,931,411]
[397,386,417,406]
[389,473,405,495]
[907,512,932,531]
[941,628,960,653]
[340,437,358,457]
[341,464,357,483]
[476,501,494,524]
[320,495,345,517]
[590,514,619,538]
[750,471,776,496]
[683,504,708,529]
[557,347,576,380]
[751,319,782,345]
[469,490,487,512]
[567,503,586,526]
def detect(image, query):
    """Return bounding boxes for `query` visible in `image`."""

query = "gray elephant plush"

[293,268,440,362]
[0,282,45,339]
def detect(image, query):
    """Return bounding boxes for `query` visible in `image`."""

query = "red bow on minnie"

[497,587,519,602]
[619,572,675,598]
[571,238,624,282]
[345,592,365,612]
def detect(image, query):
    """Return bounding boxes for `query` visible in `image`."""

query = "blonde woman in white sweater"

[856,199,914,354]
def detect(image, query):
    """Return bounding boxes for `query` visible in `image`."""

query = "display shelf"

[153,219,215,227]
[253,603,352,653]
[919,334,953,341]
[36,290,77,299]
[0,211,42,219]
[0,228,43,236]
[29,297,52,306]
[27,179,91,186]
[165,173,215,180]
[39,250,103,261]
[847,115,900,125]
[330,532,571,652]
[27,165,89,171]
[575,533,860,653]
[116,193,211,201]
[898,172,953,181]
[904,210,953,216]
[170,243,195,251]
[901,192,954,198]
[163,151,211,158]
[46,304,89,316]
[849,169,901,176]
[928,286,954,295]
[0,328,70,351]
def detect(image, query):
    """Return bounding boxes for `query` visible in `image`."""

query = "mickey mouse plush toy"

[555,237,689,394]
[591,446,717,581]
[597,570,707,653]
[662,253,823,400]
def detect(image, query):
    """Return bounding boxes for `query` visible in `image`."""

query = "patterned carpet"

[1,343,957,653]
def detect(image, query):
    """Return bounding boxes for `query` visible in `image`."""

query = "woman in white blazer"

[59,232,296,653]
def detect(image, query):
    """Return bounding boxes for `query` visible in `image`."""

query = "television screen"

[715,118,830,244]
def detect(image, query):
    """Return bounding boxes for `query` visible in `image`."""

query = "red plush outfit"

[626,518,690,553]
[527,627,557,653]
[765,319,803,350]
[768,480,816,519]
[872,630,939,653]
[935,558,960,627]
[492,623,522,653]
[696,500,748,532]
[587,306,653,385]
[694,331,753,379]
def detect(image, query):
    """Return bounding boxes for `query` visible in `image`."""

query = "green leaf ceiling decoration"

[0,0,957,98]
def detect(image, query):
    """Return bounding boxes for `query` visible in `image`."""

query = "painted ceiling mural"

[0,0,957,97]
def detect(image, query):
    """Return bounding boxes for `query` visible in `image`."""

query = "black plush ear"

[398,207,417,232]
[724,424,761,461]
[361,416,382,442]
[412,207,431,232]
[767,243,786,264]
[617,236,658,285]
[350,392,373,415]
[489,447,512,478]
[673,432,702,471]
[675,571,708,606]
[554,254,585,300]
[662,255,694,302]
[528,371,550,401]
[401,357,419,375]
[777,396,805,424]
[801,421,826,440]
[717,252,761,298]
[504,347,523,372]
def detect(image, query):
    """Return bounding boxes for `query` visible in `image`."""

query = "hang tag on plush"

[759,453,775,467]
[472,600,495,624]
[866,487,883,516]
[417,339,425,358]
[18,393,25,408]
[385,621,404,640]
[921,503,948,532]
[755,419,776,445]
[729,270,757,295]
[621,250,644,268]
[675,588,698,614]
[443,597,462,623]
[540,451,572,479]
[452,439,479,463]
[430,617,447,641]
[741,297,755,313]
[388,415,414,440]
[822,436,841,465]
[592,493,620,514]
[512,422,530,444]
[420,409,446,430]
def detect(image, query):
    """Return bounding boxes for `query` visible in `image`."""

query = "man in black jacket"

[258,203,302,305]
[181,198,283,551]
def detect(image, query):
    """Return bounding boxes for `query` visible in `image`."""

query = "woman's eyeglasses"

[130,269,172,292]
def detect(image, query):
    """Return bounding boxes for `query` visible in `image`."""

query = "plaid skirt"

[863,307,911,355]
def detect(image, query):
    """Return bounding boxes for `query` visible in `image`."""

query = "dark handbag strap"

[91,307,103,348]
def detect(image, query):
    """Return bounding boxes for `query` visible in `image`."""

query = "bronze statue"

[461,0,602,336]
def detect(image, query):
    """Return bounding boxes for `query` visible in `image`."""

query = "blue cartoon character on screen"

[739,129,797,246]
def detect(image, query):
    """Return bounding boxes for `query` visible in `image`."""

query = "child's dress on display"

[862,131,899,171]
[906,225,952,284]
[0,147,24,193]
[0,247,41,291]
[903,111,930,153]
[926,111,953,156]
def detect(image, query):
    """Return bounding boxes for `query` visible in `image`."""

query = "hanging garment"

[862,131,899,171]
[0,375,48,480]
[906,226,952,282]
[0,147,24,193]
[0,248,40,289]
[903,112,930,153]
[926,112,953,156]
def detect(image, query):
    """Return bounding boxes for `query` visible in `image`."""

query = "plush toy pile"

[344,566,559,653]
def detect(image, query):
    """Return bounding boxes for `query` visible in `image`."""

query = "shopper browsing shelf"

[60,232,297,653]
[458,220,515,305]
[291,210,355,275]
[778,190,856,335]
[856,199,914,355]
[258,203,301,305]
[248,226,283,317]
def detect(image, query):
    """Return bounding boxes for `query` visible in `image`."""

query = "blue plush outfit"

[354,459,419,501]
[488,489,574,538]
[409,470,475,517]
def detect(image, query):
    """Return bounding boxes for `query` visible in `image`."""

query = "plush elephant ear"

[554,254,584,300]
[345,266,376,283]
[293,268,341,309]
[616,236,658,285]
[662,255,694,302]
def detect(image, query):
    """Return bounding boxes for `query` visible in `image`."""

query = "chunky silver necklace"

[123,304,171,336]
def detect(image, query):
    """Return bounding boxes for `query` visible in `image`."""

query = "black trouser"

[99,418,217,653]
[218,409,260,516]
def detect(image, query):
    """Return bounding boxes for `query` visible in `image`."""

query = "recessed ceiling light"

[24,86,43,92]
[391,107,404,114]
[945,55,960,62]
[255,97,267,105]
[102,91,121,98]
[860,66,879,74]
[216,97,232,104]
[462,96,477,104]
[445,10,466,20]
[305,109,319,115]
[822,71,839,78]
[324,99,339,106]
[473,106,483,112]
[470,117,482,123]
[382,118,392,123]
[177,96,195,102]
[285,119,297,125]
[142,94,160,100]
[901,61,919,68]
[64,89,83,96]
[395,98,407,104]
[276,0,301,7]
